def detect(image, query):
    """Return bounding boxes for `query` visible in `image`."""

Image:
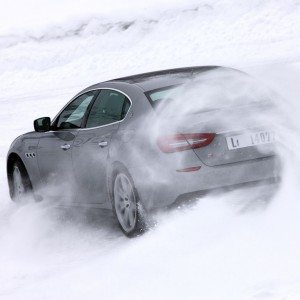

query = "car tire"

[112,169,147,237]
[9,160,33,202]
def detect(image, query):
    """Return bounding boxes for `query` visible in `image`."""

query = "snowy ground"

[1,1,300,299]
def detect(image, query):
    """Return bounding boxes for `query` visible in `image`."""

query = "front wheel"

[112,172,147,237]
[9,161,32,202]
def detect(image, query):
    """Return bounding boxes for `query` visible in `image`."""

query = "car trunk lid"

[169,103,277,166]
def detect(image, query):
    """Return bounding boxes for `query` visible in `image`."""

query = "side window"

[55,91,98,130]
[85,89,131,128]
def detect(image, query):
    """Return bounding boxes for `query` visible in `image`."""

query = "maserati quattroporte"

[7,66,279,236]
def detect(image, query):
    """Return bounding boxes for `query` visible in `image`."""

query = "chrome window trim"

[50,87,133,132]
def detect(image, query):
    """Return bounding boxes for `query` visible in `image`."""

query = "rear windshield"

[146,85,182,107]
[146,74,272,112]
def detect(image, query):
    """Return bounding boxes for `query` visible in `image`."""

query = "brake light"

[157,133,215,153]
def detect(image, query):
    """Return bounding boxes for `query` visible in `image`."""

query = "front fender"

[7,132,43,193]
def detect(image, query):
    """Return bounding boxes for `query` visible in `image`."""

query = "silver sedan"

[6,66,280,236]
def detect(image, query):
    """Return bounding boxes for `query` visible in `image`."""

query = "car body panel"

[72,123,119,204]
[36,130,78,198]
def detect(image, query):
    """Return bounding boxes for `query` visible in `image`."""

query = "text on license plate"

[226,131,275,150]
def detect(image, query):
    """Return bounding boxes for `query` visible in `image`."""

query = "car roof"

[105,66,222,91]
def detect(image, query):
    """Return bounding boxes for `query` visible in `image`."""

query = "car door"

[36,91,98,197]
[72,89,131,204]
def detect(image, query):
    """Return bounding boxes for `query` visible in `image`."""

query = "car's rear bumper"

[131,155,281,210]
[170,176,280,209]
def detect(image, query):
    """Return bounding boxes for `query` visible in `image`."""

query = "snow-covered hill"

[1,1,300,299]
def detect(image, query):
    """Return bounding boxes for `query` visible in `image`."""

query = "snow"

[1,1,300,299]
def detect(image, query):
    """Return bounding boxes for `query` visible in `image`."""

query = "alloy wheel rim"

[114,173,137,233]
[12,166,25,199]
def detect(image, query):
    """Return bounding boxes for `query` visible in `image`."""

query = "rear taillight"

[157,133,215,153]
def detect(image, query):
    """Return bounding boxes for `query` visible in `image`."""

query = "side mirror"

[34,117,51,132]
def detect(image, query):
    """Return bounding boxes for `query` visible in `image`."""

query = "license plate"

[226,131,275,150]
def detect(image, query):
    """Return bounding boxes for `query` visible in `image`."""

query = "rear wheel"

[9,161,32,202]
[112,171,147,237]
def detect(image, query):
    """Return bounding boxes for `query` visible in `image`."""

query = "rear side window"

[85,89,130,128]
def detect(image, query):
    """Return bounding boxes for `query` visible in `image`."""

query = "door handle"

[98,141,108,148]
[60,144,71,150]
